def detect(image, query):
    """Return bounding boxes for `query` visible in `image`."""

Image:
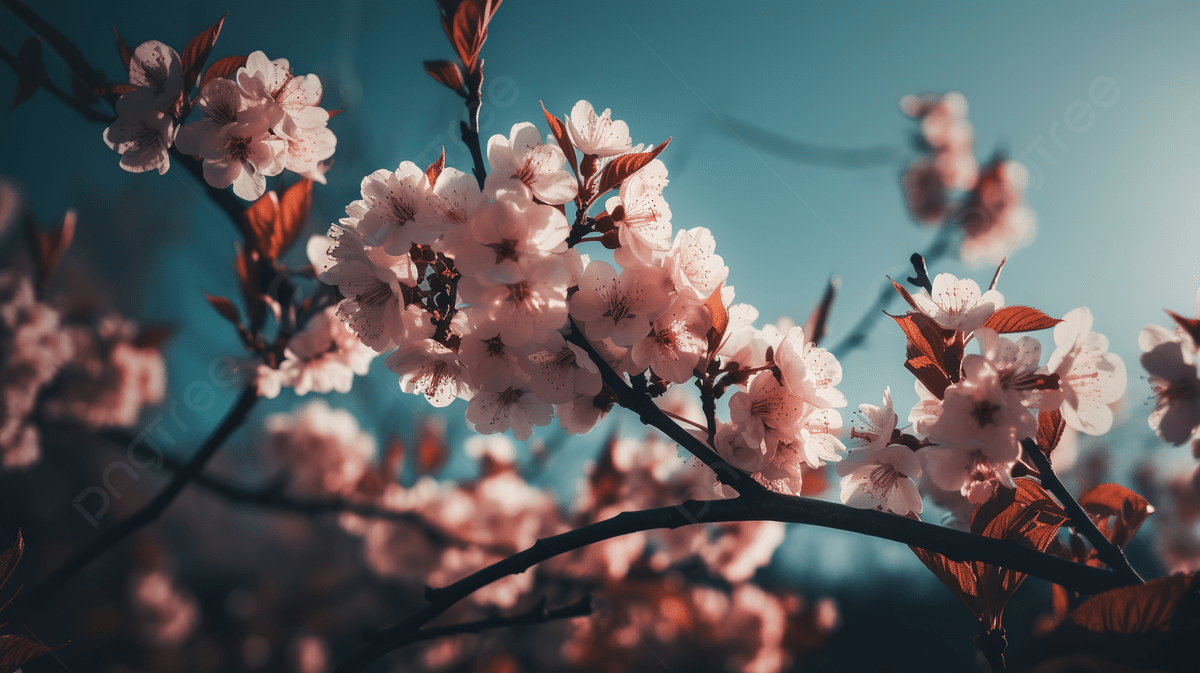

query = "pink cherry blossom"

[911,272,1003,332]
[127,40,184,113]
[461,257,571,347]
[631,298,708,383]
[1140,305,1200,450]
[836,388,924,515]
[927,354,1035,455]
[665,226,728,304]
[466,386,553,440]
[345,162,436,252]
[103,89,176,175]
[175,79,287,200]
[728,372,807,452]
[522,332,602,405]
[1044,307,1127,435]
[319,232,428,352]
[385,338,473,407]
[255,305,375,398]
[959,160,1036,266]
[908,380,943,437]
[455,195,569,286]
[458,320,532,393]
[569,260,672,346]
[264,399,376,497]
[485,122,577,204]
[236,51,328,130]
[419,167,485,240]
[605,159,673,263]
[565,100,632,157]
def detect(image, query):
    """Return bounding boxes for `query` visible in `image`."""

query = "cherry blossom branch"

[334,493,1130,672]
[461,76,487,191]
[720,116,902,170]
[0,42,113,124]
[1022,438,1144,585]
[9,385,259,620]
[399,596,592,647]
[828,225,954,358]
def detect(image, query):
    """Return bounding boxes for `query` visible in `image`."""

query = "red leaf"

[982,305,1062,333]
[274,178,313,261]
[426,147,446,188]
[1037,409,1066,456]
[416,419,449,475]
[204,293,241,326]
[179,14,227,91]
[904,354,951,400]
[133,324,174,350]
[705,282,728,354]
[200,54,247,91]
[113,27,133,69]
[327,109,343,119]
[10,37,45,110]
[423,59,467,97]
[1079,483,1154,548]
[33,208,76,285]
[803,276,838,347]
[887,276,918,311]
[0,634,65,673]
[593,138,671,200]
[542,101,579,179]
[1068,572,1192,634]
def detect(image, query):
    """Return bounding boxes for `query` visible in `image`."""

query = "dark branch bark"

[333,493,1131,672]
[1023,438,1144,585]
[400,596,592,646]
[11,386,259,619]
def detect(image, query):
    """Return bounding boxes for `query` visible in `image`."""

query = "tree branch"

[11,385,259,619]
[1022,438,1144,585]
[400,596,592,646]
[333,492,1131,672]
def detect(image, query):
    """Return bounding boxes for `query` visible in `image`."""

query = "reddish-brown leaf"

[593,138,671,200]
[10,37,45,110]
[0,634,65,673]
[1037,409,1066,456]
[706,282,728,340]
[1069,572,1192,634]
[204,293,241,326]
[423,59,467,97]
[179,14,227,91]
[133,324,174,350]
[326,109,342,119]
[982,305,1062,333]
[34,209,76,285]
[542,101,579,179]
[1079,483,1154,549]
[803,276,838,347]
[904,354,951,400]
[887,276,918,311]
[113,27,133,69]
[273,178,313,261]
[200,54,247,91]
[451,0,486,70]
[426,147,446,188]
[241,190,280,258]
[416,419,449,475]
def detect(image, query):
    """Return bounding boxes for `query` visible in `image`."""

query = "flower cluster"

[104,31,336,200]
[900,92,1036,265]
[314,101,849,495]
[837,272,1126,517]
[1139,288,1200,455]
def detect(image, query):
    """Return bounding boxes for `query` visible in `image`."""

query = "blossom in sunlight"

[343,162,437,252]
[631,298,708,383]
[924,356,1031,503]
[175,79,287,200]
[264,399,376,497]
[466,386,553,440]
[664,226,728,304]
[1043,307,1127,435]
[570,260,672,346]
[911,272,1003,333]
[606,159,673,263]
[485,122,577,204]
[565,100,632,157]
[522,331,602,405]
[455,194,570,287]
[899,90,978,224]
[1140,290,1200,452]
[959,159,1036,266]
[386,338,473,407]
[255,305,376,398]
[837,388,924,515]
[127,40,185,112]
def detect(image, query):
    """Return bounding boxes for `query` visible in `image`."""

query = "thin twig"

[10,386,260,619]
[1022,438,1144,585]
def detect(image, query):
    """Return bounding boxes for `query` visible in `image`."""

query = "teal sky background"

[3,1,1200,589]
